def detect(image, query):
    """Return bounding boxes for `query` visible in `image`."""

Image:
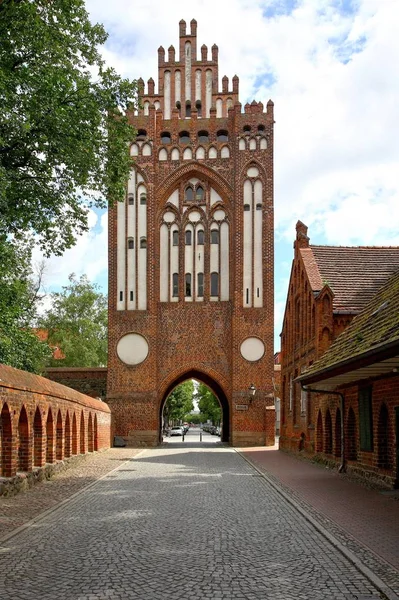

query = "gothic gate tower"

[107,19,275,447]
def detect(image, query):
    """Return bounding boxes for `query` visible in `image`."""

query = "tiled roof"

[299,269,399,380]
[300,246,399,313]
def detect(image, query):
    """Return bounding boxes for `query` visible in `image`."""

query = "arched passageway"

[160,370,230,443]
[33,407,44,467]
[18,406,30,472]
[1,404,13,477]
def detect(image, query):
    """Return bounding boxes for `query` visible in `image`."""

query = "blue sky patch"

[262,0,298,19]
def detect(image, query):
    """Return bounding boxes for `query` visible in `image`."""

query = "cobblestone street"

[1,446,395,600]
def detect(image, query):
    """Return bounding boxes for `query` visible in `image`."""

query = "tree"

[163,381,194,424]
[195,383,222,424]
[0,0,138,256]
[40,273,107,367]
[0,237,52,373]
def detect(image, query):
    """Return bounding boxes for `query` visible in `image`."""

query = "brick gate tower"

[107,19,275,447]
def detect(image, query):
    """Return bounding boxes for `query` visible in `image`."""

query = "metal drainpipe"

[302,385,346,473]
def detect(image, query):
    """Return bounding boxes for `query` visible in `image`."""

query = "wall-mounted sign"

[235,404,249,411]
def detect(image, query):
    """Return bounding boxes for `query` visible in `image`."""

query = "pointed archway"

[159,370,230,443]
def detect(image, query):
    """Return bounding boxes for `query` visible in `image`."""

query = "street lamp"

[248,383,256,403]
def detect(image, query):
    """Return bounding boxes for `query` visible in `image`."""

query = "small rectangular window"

[128,195,134,205]
[185,230,192,245]
[359,386,373,451]
[185,274,192,297]
[119,291,123,302]
[197,273,204,297]
[210,230,219,244]
[172,231,179,246]
[140,194,147,205]
[210,272,219,296]
[172,273,178,297]
[244,204,250,211]
[130,291,133,302]
[257,288,260,298]
[246,288,249,304]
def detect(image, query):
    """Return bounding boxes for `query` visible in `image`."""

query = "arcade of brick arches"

[0,20,275,481]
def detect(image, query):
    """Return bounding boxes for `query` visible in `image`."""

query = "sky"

[33,0,399,350]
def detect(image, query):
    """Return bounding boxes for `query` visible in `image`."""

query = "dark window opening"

[210,230,219,244]
[257,288,260,297]
[246,288,249,304]
[195,100,202,117]
[211,272,219,296]
[172,273,178,297]
[185,187,194,202]
[197,230,204,245]
[256,203,262,210]
[172,231,179,246]
[119,291,123,302]
[196,186,204,202]
[176,101,181,112]
[140,237,147,249]
[257,124,265,132]
[130,291,134,302]
[243,125,251,134]
[185,273,192,297]
[161,132,171,144]
[217,130,228,142]
[198,130,209,143]
[136,129,147,141]
[197,273,204,297]
[140,193,147,205]
[179,131,190,144]
[185,230,192,245]
[128,194,134,205]
[185,102,191,118]
[244,204,250,211]
[128,238,134,250]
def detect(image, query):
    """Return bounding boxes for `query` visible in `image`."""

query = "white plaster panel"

[240,337,265,362]
[160,224,168,302]
[216,98,222,118]
[249,138,256,150]
[260,137,267,150]
[196,147,205,159]
[183,148,192,160]
[195,69,202,101]
[167,189,179,208]
[184,225,194,302]
[137,184,147,310]
[213,209,226,221]
[247,166,259,177]
[117,333,149,365]
[142,143,152,156]
[205,69,212,118]
[239,138,246,151]
[208,147,217,159]
[243,180,252,307]
[127,169,136,310]
[154,101,160,110]
[227,98,233,111]
[220,221,229,301]
[164,70,171,120]
[210,224,219,296]
[163,211,175,223]
[189,178,199,185]
[159,148,167,161]
[175,70,181,103]
[130,143,139,156]
[253,179,263,308]
[195,224,205,302]
[137,174,144,183]
[143,101,149,116]
[170,224,179,302]
[117,197,126,310]
[171,148,180,161]
[188,210,201,222]
[185,42,191,102]
[210,188,222,206]
[221,146,230,158]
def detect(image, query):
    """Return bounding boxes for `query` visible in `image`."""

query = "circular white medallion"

[240,337,265,362]
[247,167,259,178]
[117,333,149,366]
[213,209,226,221]
[188,210,201,222]
[163,211,175,223]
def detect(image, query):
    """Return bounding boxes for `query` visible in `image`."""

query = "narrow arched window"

[128,238,134,250]
[210,230,219,244]
[140,237,147,249]
[197,230,204,245]
[197,273,204,297]
[185,230,192,245]
[140,193,147,205]
[186,102,191,118]
[172,231,179,246]
[185,187,194,202]
[211,272,219,296]
[172,273,178,297]
[128,194,134,205]
[195,100,202,117]
[196,186,204,202]
[185,273,192,297]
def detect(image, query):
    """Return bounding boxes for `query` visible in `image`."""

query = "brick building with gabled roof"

[298,269,399,488]
[279,221,399,483]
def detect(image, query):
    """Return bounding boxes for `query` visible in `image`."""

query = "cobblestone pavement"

[0,446,391,600]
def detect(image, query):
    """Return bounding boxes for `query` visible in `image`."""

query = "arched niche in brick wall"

[159,368,230,443]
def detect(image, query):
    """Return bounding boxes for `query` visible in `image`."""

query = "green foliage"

[40,273,108,367]
[0,237,52,373]
[0,0,138,255]
[164,381,194,423]
[195,383,222,424]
